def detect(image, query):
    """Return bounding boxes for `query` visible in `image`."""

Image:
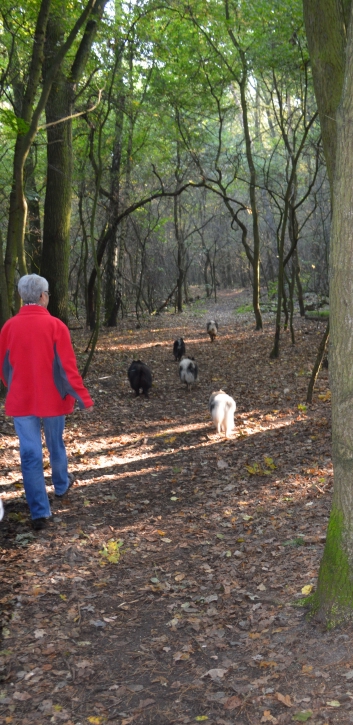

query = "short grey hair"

[18,274,49,303]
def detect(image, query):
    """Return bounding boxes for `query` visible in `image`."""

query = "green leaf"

[0,109,30,136]
[99,539,125,564]
[292,711,313,722]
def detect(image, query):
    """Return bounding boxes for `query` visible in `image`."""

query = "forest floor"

[1,288,352,725]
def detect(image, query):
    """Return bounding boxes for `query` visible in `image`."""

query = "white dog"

[209,390,236,437]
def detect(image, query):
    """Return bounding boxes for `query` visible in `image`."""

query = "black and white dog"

[173,337,186,361]
[128,360,152,397]
[179,357,198,391]
[209,390,236,437]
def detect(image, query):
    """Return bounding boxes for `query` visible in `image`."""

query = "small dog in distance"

[207,320,218,342]
[173,337,186,361]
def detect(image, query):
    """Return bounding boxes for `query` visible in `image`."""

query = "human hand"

[82,405,94,415]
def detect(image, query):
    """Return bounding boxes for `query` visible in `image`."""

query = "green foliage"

[235,303,253,313]
[99,539,125,564]
[305,309,330,318]
[0,109,30,138]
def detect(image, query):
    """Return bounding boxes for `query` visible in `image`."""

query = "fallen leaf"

[261,711,278,724]
[202,668,228,680]
[223,695,242,710]
[13,692,31,701]
[137,698,155,709]
[34,629,46,639]
[217,460,228,469]
[173,651,190,661]
[301,584,314,595]
[292,712,313,722]
[259,661,277,669]
[275,692,292,707]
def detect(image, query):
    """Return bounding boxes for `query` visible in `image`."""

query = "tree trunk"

[239,72,262,330]
[308,2,353,625]
[25,147,42,274]
[306,320,329,404]
[41,17,72,322]
[2,0,97,320]
[175,194,184,313]
[303,0,349,193]
[104,61,125,326]
[41,0,107,323]
[294,248,305,316]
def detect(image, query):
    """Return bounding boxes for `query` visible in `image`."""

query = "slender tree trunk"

[306,321,329,404]
[294,248,305,316]
[0,230,11,327]
[175,194,184,313]
[104,67,125,326]
[25,147,42,274]
[239,74,262,330]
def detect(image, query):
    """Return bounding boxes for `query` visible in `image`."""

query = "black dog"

[173,337,186,361]
[128,360,152,397]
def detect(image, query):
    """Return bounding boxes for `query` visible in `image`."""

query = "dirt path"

[1,290,350,725]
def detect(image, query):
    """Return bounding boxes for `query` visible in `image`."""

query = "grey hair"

[18,274,49,303]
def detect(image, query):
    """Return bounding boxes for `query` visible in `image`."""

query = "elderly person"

[0,274,93,530]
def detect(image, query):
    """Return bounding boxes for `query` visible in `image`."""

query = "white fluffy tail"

[209,391,236,437]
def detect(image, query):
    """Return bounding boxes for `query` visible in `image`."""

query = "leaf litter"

[0,288,352,725]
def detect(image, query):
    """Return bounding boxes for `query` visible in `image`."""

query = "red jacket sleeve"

[53,321,94,409]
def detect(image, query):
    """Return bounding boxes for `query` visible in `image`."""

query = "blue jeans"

[14,415,70,520]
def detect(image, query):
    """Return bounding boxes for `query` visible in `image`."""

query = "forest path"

[1,290,348,725]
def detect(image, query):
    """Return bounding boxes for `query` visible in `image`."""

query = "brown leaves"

[0,297,336,725]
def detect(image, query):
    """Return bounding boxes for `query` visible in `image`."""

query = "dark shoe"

[55,473,75,499]
[32,517,47,531]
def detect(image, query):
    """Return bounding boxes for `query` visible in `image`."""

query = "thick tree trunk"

[41,18,72,323]
[41,0,107,323]
[308,3,353,625]
[303,0,349,192]
[2,0,97,320]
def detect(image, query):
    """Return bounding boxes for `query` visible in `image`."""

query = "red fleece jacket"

[0,305,93,417]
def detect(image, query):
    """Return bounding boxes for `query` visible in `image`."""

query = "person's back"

[1,304,91,417]
[0,274,93,530]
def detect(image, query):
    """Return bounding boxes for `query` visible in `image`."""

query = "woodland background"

[0,0,328,356]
